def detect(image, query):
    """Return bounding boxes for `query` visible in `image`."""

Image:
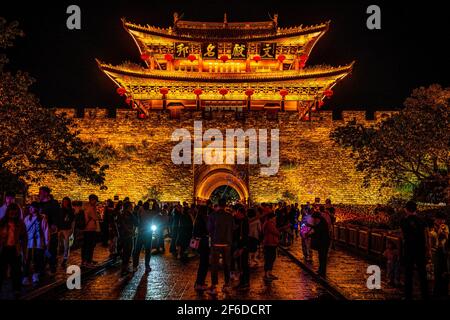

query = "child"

[383,240,400,287]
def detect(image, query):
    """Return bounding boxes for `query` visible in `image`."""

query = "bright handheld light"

[151,224,157,232]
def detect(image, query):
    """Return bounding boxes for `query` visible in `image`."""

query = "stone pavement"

[283,237,405,300]
[0,244,111,300]
[49,246,331,300]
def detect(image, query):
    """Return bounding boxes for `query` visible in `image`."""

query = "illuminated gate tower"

[96,13,355,203]
[98,13,353,117]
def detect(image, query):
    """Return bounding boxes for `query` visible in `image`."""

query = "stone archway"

[194,166,249,203]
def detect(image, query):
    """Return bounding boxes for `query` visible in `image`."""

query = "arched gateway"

[194,165,249,203]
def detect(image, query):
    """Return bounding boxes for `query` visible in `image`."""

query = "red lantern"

[299,61,306,69]
[193,88,203,96]
[160,87,169,95]
[244,89,254,97]
[318,101,325,107]
[311,107,317,112]
[277,55,286,63]
[116,87,126,96]
[253,55,261,63]
[140,53,150,61]
[220,55,229,63]
[279,89,289,97]
[188,54,197,62]
[323,89,334,97]
[125,98,132,105]
[164,54,173,62]
[219,88,228,96]
[299,54,309,62]
[303,114,310,121]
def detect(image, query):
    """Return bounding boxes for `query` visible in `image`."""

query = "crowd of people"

[0,187,448,300]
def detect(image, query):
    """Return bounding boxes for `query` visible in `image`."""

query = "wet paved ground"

[0,244,110,300]
[49,246,331,300]
[284,237,405,300]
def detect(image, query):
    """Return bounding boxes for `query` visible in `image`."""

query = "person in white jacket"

[22,202,49,285]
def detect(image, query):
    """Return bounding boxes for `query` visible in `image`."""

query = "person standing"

[118,201,137,276]
[234,206,250,290]
[431,212,449,297]
[170,204,182,256]
[383,240,400,287]
[248,208,262,267]
[23,202,49,285]
[309,212,331,277]
[262,212,280,281]
[300,204,313,262]
[193,205,210,291]
[207,198,234,296]
[150,202,165,253]
[102,200,114,247]
[0,192,23,220]
[110,201,123,258]
[177,204,193,260]
[0,204,27,296]
[81,194,100,267]
[132,201,154,272]
[38,186,60,274]
[58,197,75,268]
[400,201,430,300]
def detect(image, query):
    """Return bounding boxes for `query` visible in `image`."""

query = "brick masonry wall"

[28,108,398,204]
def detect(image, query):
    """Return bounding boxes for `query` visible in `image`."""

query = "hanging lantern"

[140,53,150,61]
[244,89,254,97]
[299,54,309,62]
[253,55,261,63]
[311,107,317,112]
[188,54,197,62]
[323,89,334,97]
[125,98,132,105]
[277,54,286,63]
[279,89,289,97]
[193,88,203,96]
[160,87,169,95]
[303,114,310,121]
[116,87,126,96]
[164,54,173,62]
[220,55,229,63]
[318,100,325,107]
[219,88,229,96]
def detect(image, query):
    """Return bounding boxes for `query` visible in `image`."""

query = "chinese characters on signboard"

[174,43,190,58]
[174,42,278,60]
[201,43,218,59]
[259,43,276,59]
[231,43,247,59]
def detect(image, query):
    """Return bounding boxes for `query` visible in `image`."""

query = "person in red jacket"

[262,212,280,281]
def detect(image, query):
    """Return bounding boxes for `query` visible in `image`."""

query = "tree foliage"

[331,84,450,204]
[0,18,108,193]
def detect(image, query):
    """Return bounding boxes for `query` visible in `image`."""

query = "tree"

[0,18,108,193]
[142,186,162,202]
[330,84,450,204]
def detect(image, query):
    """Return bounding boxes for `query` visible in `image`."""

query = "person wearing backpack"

[23,202,49,285]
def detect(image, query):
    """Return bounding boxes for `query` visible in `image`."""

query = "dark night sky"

[1,0,448,113]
